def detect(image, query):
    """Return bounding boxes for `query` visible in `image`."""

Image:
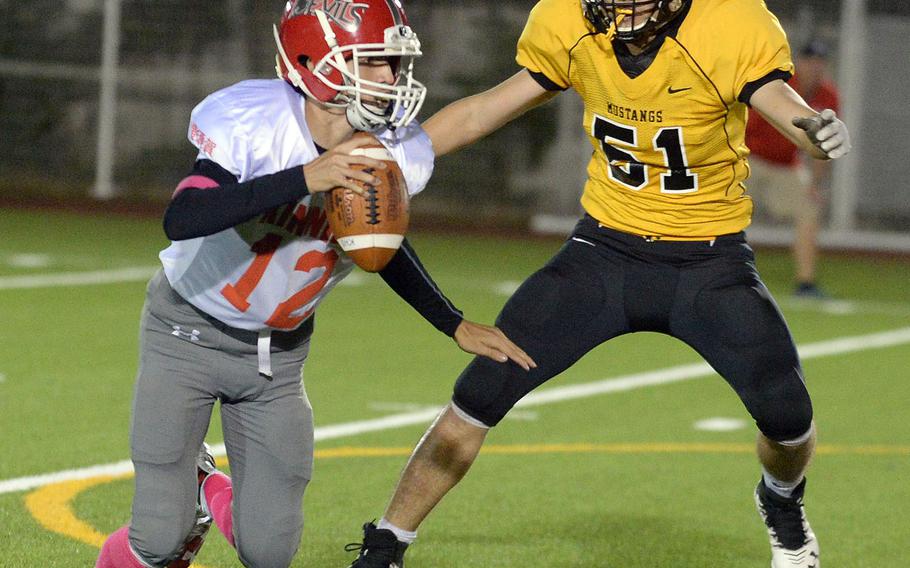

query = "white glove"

[792,108,852,159]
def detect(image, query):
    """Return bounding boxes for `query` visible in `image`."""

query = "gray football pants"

[128,271,314,568]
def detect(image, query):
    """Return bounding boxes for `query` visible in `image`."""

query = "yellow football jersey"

[517,0,793,239]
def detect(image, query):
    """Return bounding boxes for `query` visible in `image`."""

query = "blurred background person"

[746,39,841,299]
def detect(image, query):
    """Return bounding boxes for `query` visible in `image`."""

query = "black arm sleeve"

[527,69,568,92]
[163,159,309,241]
[738,69,793,106]
[378,238,464,337]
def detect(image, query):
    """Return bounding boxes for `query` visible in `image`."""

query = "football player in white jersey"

[94,2,535,567]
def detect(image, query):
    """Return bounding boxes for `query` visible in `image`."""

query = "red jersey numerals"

[221,234,283,312]
[220,233,339,329]
[266,249,338,328]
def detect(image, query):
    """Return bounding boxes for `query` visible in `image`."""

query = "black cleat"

[755,478,820,567]
[346,522,409,568]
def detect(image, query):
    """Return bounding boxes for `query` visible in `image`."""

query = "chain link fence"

[2,1,909,243]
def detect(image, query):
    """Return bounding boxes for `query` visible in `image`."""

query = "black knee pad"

[453,355,530,427]
[453,251,610,428]
[746,367,814,442]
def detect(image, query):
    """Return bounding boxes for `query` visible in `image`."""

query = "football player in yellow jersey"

[346,2,850,567]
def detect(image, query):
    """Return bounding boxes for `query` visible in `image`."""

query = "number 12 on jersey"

[592,115,698,194]
[221,232,339,330]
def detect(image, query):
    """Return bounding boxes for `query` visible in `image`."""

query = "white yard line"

[486,280,910,319]
[0,267,159,290]
[780,297,910,318]
[3,253,53,269]
[2,326,910,495]
[3,267,909,320]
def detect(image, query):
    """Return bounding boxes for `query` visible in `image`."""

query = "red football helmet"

[274,0,426,131]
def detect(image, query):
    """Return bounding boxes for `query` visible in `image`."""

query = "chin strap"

[315,9,389,131]
[315,9,350,81]
[346,105,384,132]
[609,11,625,40]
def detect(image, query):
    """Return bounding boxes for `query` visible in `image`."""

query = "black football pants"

[453,215,812,442]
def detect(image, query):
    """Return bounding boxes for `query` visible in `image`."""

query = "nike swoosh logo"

[571,237,596,247]
[667,86,691,94]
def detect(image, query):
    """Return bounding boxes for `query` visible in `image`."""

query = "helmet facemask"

[275,9,427,131]
[583,0,687,42]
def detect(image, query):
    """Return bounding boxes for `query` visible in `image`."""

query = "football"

[325,132,410,272]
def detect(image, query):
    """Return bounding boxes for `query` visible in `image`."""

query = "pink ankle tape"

[95,526,148,568]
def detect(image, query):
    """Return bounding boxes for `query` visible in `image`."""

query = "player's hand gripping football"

[302,135,387,195]
[454,320,537,371]
[792,108,852,160]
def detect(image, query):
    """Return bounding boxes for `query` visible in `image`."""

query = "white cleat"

[770,545,820,568]
[195,442,217,525]
[755,478,820,568]
[164,443,219,568]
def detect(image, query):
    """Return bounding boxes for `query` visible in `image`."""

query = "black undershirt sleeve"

[163,159,309,241]
[166,159,463,335]
[739,69,793,106]
[379,238,464,337]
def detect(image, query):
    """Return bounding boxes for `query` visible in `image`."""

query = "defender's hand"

[453,320,537,371]
[792,109,852,160]
[302,135,388,194]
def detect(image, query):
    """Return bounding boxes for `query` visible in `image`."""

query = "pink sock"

[202,472,235,548]
[95,526,147,568]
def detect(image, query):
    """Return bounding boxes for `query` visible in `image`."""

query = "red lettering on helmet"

[292,0,370,30]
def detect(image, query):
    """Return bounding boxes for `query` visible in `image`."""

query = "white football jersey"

[160,79,434,331]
